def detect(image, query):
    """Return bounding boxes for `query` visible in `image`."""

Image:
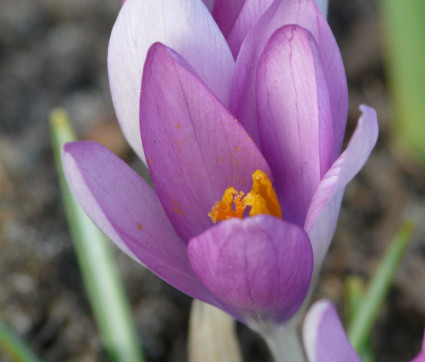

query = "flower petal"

[227,0,273,58]
[230,0,347,156]
[275,106,379,325]
[316,0,328,17]
[413,351,425,362]
[289,106,378,325]
[108,0,234,162]
[62,141,218,305]
[212,0,246,38]
[412,328,425,362]
[202,0,215,11]
[303,300,361,362]
[304,105,378,265]
[256,25,333,226]
[188,215,313,324]
[140,43,270,242]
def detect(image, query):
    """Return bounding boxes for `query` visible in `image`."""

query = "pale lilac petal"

[413,352,425,362]
[188,215,313,324]
[62,141,218,305]
[316,0,328,17]
[289,106,378,324]
[227,0,273,58]
[212,0,246,38]
[230,0,347,155]
[108,0,234,162]
[305,105,378,265]
[412,328,425,362]
[140,43,270,242]
[303,300,361,362]
[256,25,333,226]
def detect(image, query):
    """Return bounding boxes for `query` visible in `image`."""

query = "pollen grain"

[208,170,281,223]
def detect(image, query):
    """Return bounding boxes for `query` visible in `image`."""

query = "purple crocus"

[303,300,361,362]
[63,0,378,354]
[304,300,425,362]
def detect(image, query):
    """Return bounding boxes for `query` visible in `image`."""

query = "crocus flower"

[303,300,361,362]
[63,0,378,354]
[304,300,425,362]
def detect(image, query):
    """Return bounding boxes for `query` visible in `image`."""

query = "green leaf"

[344,277,374,361]
[0,318,40,362]
[50,109,144,362]
[347,221,415,353]
[381,0,425,161]
[344,276,366,327]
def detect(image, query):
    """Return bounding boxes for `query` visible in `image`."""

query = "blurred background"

[0,0,424,361]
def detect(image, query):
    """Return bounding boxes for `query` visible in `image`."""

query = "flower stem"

[263,325,306,362]
[188,300,242,362]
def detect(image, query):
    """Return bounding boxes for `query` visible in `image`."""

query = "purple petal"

[188,215,313,323]
[316,0,328,16]
[290,106,378,324]
[202,0,215,11]
[108,0,234,162]
[256,25,333,226]
[227,0,273,58]
[62,141,219,305]
[140,43,270,242]
[212,0,246,38]
[303,300,361,362]
[304,105,378,267]
[230,0,347,155]
[412,328,425,362]
[413,352,425,362]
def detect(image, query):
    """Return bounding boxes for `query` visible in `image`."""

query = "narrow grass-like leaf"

[359,345,375,362]
[381,0,425,161]
[348,221,414,353]
[0,318,40,362]
[50,109,144,362]
[344,276,366,327]
[344,277,374,362]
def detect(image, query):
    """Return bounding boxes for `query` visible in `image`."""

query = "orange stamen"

[208,170,282,223]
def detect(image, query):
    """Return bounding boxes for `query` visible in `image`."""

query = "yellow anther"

[208,170,282,223]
